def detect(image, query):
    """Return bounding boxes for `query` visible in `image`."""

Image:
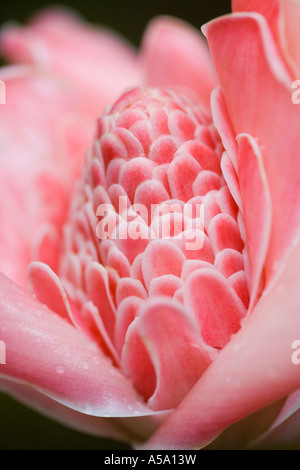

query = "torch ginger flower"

[1,1,300,450]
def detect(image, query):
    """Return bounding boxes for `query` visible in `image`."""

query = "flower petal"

[236,133,272,307]
[138,298,212,411]
[85,262,116,340]
[0,65,91,288]
[232,0,300,78]
[138,234,300,449]
[204,13,300,288]
[141,240,186,289]
[184,268,246,349]
[141,16,217,107]
[280,0,300,77]
[0,376,130,442]
[27,261,72,322]
[121,318,157,402]
[0,273,155,418]
[0,7,141,117]
[232,1,280,40]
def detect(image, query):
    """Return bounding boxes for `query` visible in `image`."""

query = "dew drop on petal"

[55,365,65,375]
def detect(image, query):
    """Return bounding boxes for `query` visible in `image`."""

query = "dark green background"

[0,0,231,450]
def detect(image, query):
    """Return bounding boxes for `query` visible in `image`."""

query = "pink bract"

[1,2,300,450]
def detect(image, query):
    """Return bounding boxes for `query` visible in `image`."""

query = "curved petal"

[141,240,186,290]
[138,298,212,411]
[27,261,73,322]
[0,273,159,418]
[141,16,217,107]
[235,133,272,308]
[138,234,300,449]
[203,13,300,290]
[0,7,141,117]
[232,0,280,41]
[211,87,238,172]
[184,268,246,349]
[232,0,300,78]
[0,375,171,445]
[0,65,91,288]
[280,0,300,77]
[0,377,129,442]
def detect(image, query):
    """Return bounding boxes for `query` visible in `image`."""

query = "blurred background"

[0,0,231,450]
[0,0,231,48]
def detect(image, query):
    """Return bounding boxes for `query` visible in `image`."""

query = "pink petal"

[228,270,250,308]
[141,240,186,289]
[204,13,300,288]
[31,223,60,274]
[81,301,120,367]
[138,298,212,410]
[181,260,214,283]
[232,1,280,41]
[0,66,91,288]
[170,231,214,262]
[236,133,272,307]
[115,277,147,306]
[118,157,154,204]
[167,154,201,202]
[175,140,221,173]
[184,268,246,349]
[148,274,183,298]
[0,377,133,442]
[214,248,244,278]
[168,109,196,142]
[0,273,155,418]
[211,87,239,177]
[121,318,157,401]
[139,235,300,449]
[85,262,116,340]
[192,170,221,196]
[134,180,171,223]
[280,0,300,77]
[106,245,131,278]
[207,213,244,254]
[148,135,177,164]
[0,7,141,117]
[141,16,217,107]
[220,150,242,210]
[114,296,144,355]
[27,261,72,322]
[232,1,300,77]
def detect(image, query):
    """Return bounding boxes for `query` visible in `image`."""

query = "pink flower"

[1,3,300,450]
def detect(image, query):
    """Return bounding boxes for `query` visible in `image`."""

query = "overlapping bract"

[1,1,300,451]
[46,86,248,410]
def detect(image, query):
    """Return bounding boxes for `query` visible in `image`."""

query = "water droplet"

[56,365,65,375]
[93,356,100,365]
